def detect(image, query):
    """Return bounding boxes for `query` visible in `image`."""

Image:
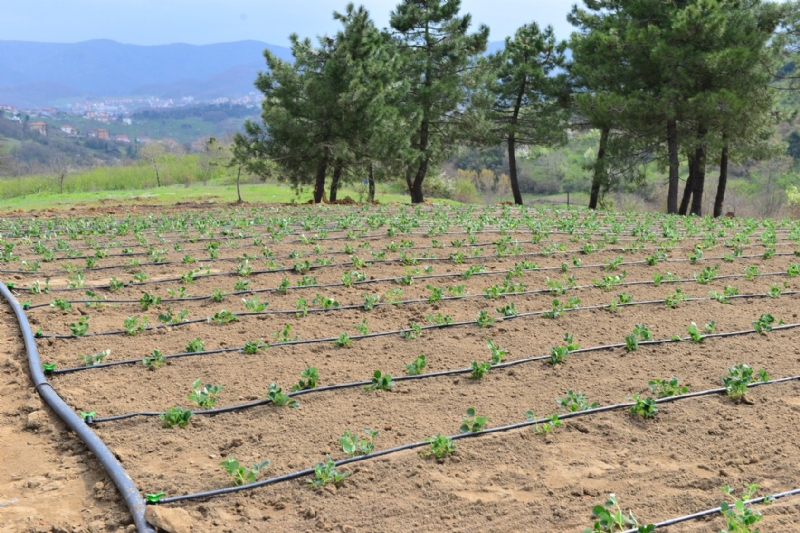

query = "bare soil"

[3,206,800,532]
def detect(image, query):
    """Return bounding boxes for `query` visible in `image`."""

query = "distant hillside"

[0,39,292,107]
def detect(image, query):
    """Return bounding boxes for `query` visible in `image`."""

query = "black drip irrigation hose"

[33,271,797,339]
[619,487,800,532]
[83,321,800,424]
[0,280,155,533]
[150,374,800,505]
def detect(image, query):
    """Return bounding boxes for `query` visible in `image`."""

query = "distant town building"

[40,108,55,116]
[91,129,109,140]
[114,134,131,143]
[60,125,77,135]
[28,121,47,135]
[122,117,132,125]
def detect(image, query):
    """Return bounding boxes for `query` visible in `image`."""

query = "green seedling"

[549,333,579,365]
[82,349,110,366]
[210,309,238,325]
[242,296,267,312]
[447,284,467,296]
[766,283,785,299]
[460,407,488,433]
[295,298,309,317]
[752,313,774,334]
[69,316,90,336]
[558,390,598,412]
[365,370,394,391]
[363,293,380,310]
[744,265,761,280]
[496,302,518,317]
[354,319,369,335]
[686,322,704,342]
[469,360,491,379]
[139,293,161,310]
[340,429,378,457]
[421,434,456,459]
[617,293,633,304]
[476,310,495,328]
[398,319,422,339]
[633,323,653,341]
[648,377,688,398]
[160,406,192,429]
[308,456,349,488]
[526,411,561,434]
[486,339,507,364]
[583,493,652,533]
[723,364,769,401]
[664,288,688,308]
[334,332,353,348]
[426,313,453,325]
[108,277,124,291]
[292,366,319,391]
[185,338,205,353]
[788,263,800,277]
[267,383,299,407]
[273,324,298,343]
[50,299,72,312]
[694,265,719,284]
[629,394,658,418]
[624,334,639,352]
[142,349,166,369]
[188,379,223,408]
[719,484,765,533]
[123,315,149,336]
[313,294,340,309]
[242,339,266,354]
[219,456,270,486]
[405,354,427,375]
[166,286,189,298]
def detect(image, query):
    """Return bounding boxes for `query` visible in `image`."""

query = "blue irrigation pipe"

[0,281,155,533]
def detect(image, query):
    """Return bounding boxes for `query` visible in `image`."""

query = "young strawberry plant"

[362,293,380,310]
[744,264,761,280]
[364,370,394,391]
[267,383,300,407]
[405,354,427,375]
[752,313,774,334]
[583,493,652,533]
[486,339,507,364]
[219,457,270,486]
[273,324,298,343]
[308,456,349,488]
[139,293,161,310]
[723,364,769,401]
[526,412,561,434]
[210,289,226,303]
[496,303,518,317]
[185,338,205,352]
[664,288,688,308]
[340,429,378,457]
[242,296,268,312]
[123,315,149,336]
[629,394,658,418]
[354,319,369,335]
[549,333,579,365]
[50,299,72,312]
[476,310,495,327]
[558,390,598,412]
[686,322,704,342]
[719,484,765,533]
[469,360,491,379]
[460,407,489,433]
[400,322,422,340]
[160,406,192,429]
[210,309,238,325]
[82,349,110,366]
[188,379,223,408]
[142,349,166,369]
[426,313,453,325]
[291,366,319,391]
[334,332,353,348]
[421,434,456,459]
[648,377,688,398]
[69,316,90,336]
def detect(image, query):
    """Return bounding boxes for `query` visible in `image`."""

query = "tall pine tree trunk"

[588,126,610,210]
[689,125,708,216]
[329,162,343,202]
[368,163,375,203]
[679,154,695,215]
[507,132,523,205]
[714,142,728,218]
[313,154,329,203]
[666,118,680,214]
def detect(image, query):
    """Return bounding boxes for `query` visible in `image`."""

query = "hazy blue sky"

[2,0,577,46]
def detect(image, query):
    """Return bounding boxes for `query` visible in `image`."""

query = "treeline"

[234,0,800,215]
[133,104,258,123]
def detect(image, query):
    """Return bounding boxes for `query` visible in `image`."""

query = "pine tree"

[484,23,570,205]
[390,0,489,203]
